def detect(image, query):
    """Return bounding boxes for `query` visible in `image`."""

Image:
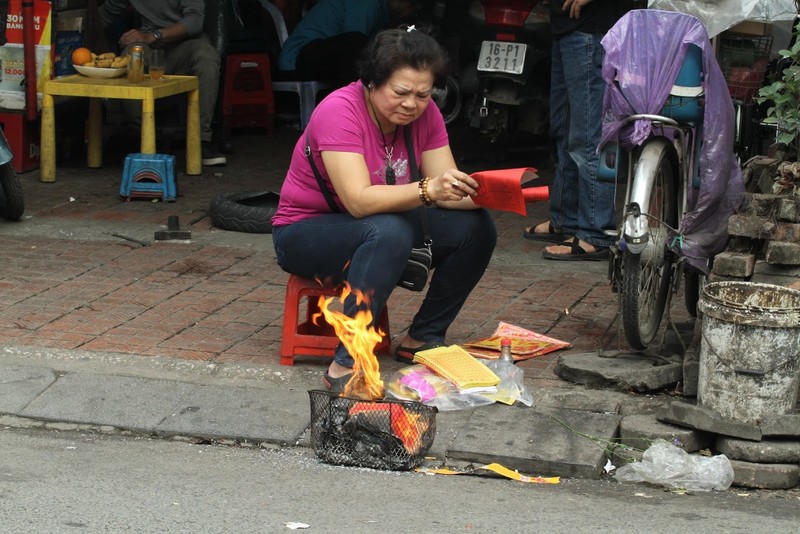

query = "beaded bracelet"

[418,176,433,205]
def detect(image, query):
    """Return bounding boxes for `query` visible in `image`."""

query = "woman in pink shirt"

[272,27,497,392]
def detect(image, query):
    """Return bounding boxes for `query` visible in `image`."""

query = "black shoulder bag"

[306,127,432,292]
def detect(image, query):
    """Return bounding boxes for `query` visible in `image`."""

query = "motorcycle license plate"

[477,41,527,75]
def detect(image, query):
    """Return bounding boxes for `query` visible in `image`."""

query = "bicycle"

[599,18,719,352]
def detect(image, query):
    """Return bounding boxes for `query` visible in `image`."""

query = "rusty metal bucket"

[697,282,800,423]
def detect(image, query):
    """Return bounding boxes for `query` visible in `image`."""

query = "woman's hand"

[426,170,478,203]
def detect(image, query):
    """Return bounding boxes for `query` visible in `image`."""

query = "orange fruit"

[71,47,92,65]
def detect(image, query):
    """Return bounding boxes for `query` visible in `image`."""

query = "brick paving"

[0,126,681,383]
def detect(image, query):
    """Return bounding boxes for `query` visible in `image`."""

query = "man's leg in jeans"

[530,37,579,237]
[564,32,614,249]
[544,31,613,256]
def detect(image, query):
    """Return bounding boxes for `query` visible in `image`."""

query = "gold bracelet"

[418,176,433,205]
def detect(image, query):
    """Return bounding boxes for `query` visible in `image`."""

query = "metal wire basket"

[308,390,437,471]
[720,33,773,103]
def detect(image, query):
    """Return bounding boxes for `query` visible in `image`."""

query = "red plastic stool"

[280,274,391,366]
[221,53,275,136]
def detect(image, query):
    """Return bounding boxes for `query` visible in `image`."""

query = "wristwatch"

[151,29,162,43]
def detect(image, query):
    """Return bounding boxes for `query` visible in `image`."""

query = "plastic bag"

[648,0,797,38]
[481,360,533,407]
[385,365,495,411]
[614,440,734,492]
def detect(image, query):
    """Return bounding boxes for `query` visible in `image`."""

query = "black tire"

[621,144,678,350]
[433,74,462,125]
[209,191,279,233]
[0,163,24,221]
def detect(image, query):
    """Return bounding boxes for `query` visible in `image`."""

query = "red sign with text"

[4,0,53,46]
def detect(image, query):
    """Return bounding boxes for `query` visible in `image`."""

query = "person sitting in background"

[277,0,419,88]
[271,27,497,392]
[99,0,226,166]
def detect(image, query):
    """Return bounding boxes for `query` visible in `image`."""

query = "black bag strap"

[305,132,340,213]
[404,126,432,249]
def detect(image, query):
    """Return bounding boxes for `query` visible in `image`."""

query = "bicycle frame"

[618,113,700,258]
[605,110,703,351]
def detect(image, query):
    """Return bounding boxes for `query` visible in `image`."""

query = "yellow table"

[40,74,202,182]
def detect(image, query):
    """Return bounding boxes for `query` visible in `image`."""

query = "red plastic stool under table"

[280,274,391,366]
[221,53,275,136]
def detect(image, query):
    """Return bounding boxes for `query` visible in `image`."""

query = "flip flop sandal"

[322,371,354,393]
[542,236,610,262]
[522,222,573,243]
[395,341,445,364]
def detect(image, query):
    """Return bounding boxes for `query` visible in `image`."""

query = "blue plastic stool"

[120,153,177,201]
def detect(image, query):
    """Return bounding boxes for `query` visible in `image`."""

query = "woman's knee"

[364,214,414,251]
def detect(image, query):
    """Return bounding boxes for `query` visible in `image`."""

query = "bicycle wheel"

[621,143,678,350]
[0,163,24,221]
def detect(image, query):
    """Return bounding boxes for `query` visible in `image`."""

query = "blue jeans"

[273,208,497,367]
[549,31,615,248]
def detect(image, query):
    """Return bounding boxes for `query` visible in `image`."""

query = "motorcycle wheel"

[621,146,678,350]
[0,163,24,221]
[433,74,462,125]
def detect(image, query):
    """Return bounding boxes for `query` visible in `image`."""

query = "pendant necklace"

[368,94,399,185]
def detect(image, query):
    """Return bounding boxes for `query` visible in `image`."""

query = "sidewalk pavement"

[0,129,694,479]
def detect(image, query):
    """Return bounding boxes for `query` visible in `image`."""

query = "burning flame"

[315,283,385,400]
[350,402,425,454]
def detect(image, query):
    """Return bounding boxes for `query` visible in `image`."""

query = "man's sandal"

[542,236,609,262]
[523,222,573,243]
[395,341,445,365]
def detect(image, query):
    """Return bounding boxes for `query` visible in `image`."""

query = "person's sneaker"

[202,142,227,166]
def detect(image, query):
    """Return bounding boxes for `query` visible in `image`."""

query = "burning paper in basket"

[315,283,384,400]
[462,321,571,361]
[311,282,437,469]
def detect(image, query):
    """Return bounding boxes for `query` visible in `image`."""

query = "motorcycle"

[0,127,24,221]
[450,0,551,149]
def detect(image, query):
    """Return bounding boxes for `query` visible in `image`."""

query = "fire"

[315,283,384,400]
[350,402,425,454]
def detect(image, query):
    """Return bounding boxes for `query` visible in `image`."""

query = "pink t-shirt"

[271,81,450,227]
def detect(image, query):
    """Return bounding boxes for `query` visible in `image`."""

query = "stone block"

[771,221,800,242]
[765,241,800,265]
[717,436,800,463]
[727,214,771,239]
[555,352,682,393]
[730,459,800,489]
[447,405,622,479]
[777,196,800,222]
[742,192,782,217]
[610,444,643,466]
[658,401,762,441]
[712,251,757,277]
[728,215,800,242]
[617,396,672,417]
[761,414,800,437]
[707,273,748,285]
[620,414,714,452]
[751,261,800,287]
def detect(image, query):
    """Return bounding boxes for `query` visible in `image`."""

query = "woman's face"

[371,67,434,129]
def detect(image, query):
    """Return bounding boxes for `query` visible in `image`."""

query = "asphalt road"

[2,427,798,533]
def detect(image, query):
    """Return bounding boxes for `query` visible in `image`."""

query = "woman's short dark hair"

[358,27,449,89]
